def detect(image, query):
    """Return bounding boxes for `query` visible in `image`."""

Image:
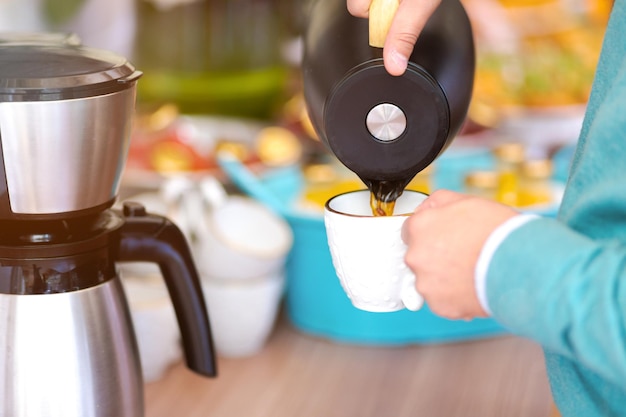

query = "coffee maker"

[0,34,216,417]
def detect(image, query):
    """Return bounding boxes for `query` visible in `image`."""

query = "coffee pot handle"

[369,0,398,47]
[117,202,217,377]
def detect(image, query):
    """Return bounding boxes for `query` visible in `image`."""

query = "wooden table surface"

[145,314,554,417]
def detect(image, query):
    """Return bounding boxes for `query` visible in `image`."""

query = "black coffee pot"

[302,0,475,195]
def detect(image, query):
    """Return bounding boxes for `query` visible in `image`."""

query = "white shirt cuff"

[475,214,540,316]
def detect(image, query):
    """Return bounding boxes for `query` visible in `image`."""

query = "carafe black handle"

[116,202,217,377]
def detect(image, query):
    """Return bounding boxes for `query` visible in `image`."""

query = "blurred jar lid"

[464,170,499,190]
[255,126,302,167]
[520,159,553,179]
[492,141,525,164]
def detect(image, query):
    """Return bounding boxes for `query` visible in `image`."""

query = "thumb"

[382,0,441,76]
[413,189,466,213]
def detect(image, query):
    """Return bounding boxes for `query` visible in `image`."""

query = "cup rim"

[205,196,294,258]
[324,189,428,218]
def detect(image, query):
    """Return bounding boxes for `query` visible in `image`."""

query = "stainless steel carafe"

[0,34,217,417]
[0,205,216,417]
[302,0,475,194]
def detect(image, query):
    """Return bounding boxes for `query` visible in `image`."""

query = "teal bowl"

[219,148,561,345]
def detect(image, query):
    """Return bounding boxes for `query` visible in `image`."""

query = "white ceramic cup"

[159,176,293,281]
[193,195,293,280]
[324,189,427,313]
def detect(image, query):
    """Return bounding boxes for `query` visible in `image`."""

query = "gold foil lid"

[215,140,250,161]
[520,159,553,179]
[303,163,338,184]
[464,170,499,189]
[492,141,525,164]
[255,126,302,167]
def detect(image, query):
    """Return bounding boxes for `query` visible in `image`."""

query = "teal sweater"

[486,1,626,415]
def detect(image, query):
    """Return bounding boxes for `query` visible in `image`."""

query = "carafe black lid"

[0,33,141,101]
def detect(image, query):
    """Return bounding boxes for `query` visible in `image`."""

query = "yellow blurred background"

[466,0,612,126]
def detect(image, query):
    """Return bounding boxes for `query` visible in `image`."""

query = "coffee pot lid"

[0,33,141,101]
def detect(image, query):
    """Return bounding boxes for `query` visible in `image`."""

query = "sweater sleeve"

[484,0,626,389]
[486,217,626,388]
[474,214,540,315]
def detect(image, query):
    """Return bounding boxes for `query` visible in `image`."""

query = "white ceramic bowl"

[201,270,285,357]
[120,264,182,383]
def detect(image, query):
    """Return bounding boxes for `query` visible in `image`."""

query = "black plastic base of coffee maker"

[0,210,125,295]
